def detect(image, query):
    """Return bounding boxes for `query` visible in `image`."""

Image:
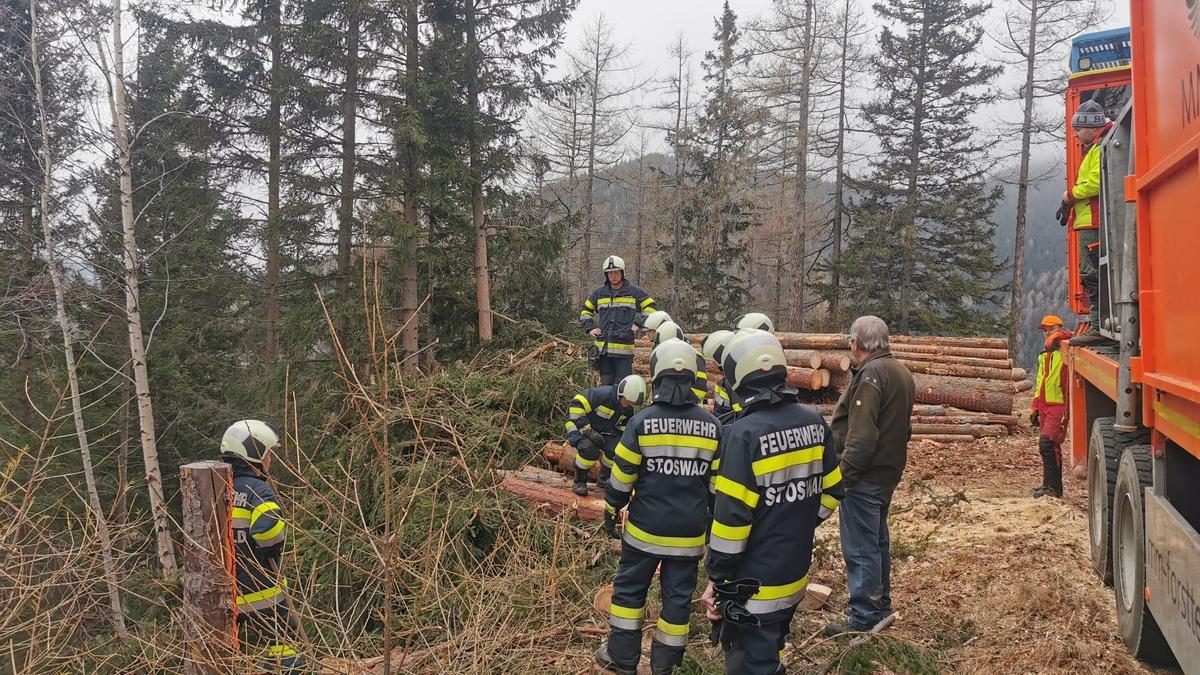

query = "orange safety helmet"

[1039,314,1064,328]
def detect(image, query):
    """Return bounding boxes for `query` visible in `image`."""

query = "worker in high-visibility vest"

[1063,100,1113,346]
[1030,316,1073,498]
[221,420,305,672]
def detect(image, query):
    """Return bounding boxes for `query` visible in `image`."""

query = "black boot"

[649,639,684,674]
[1037,438,1062,497]
[598,463,611,486]
[571,467,589,496]
[594,643,636,675]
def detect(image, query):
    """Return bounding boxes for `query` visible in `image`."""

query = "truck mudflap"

[1145,492,1200,672]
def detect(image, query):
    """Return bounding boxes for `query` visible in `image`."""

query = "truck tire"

[1088,417,1119,584]
[1111,445,1174,665]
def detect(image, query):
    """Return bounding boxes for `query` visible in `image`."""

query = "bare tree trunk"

[400,0,420,374]
[265,0,282,365]
[671,42,686,311]
[15,196,35,424]
[32,0,128,632]
[583,40,600,285]
[104,0,178,578]
[114,359,132,548]
[337,0,359,301]
[899,15,930,335]
[1009,0,1038,352]
[790,0,814,331]
[466,0,492,342]
[828,0,851,327]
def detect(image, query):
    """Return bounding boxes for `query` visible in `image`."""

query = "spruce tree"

[675,1,760,329]
[839,0,1005,335]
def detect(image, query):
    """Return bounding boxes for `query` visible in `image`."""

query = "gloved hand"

[1030,410,1040,428]
[585,429,605,448]
[1055,204,1068,227]
[576,437,597,457]
[603,511,620,539]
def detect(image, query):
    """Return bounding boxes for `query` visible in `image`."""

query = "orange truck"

[1064,6,1200,671]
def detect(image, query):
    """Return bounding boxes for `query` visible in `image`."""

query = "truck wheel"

[1111,445,1174,664]
[1088,418,1119,584]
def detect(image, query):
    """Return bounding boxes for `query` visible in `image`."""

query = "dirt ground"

[775,417,1182,674]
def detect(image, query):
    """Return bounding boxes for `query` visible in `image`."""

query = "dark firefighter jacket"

[706,399,843,619]
[579,281,656,358]
[605,402,722,560]
[565,385,635,447]
[231,462,288,614]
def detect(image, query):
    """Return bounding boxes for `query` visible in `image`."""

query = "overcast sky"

[551,0,1132,166]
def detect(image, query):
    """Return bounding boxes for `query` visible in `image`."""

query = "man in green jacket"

[826,316,914,636]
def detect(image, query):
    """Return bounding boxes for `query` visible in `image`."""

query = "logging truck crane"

[1065,9,1200,671]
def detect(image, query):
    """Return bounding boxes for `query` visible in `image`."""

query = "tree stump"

[180,460,238,674]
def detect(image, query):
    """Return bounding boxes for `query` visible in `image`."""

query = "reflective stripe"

[575,454,597,470]
[623,522,705,558]
[610,615,641,630]
[565,421,579,434]
[752,447,823,487]
[585,300,596,310]
[608,472,633,493]
[597,405,615,419]
[253,519,286,546]
[609,602,645,631]
[820,493,840,511]
[640,297,656,310]
[250,501,281,528]
[710,520,750,542]
[641,444,714,461]
[597,341,635,355]
[641,434,719,451]
[745,575,808,614]
[596,297,637,306]
[708,533,748,554]
[713,475,759,509]
[600,454,613,468]
[267,645,298,657]
[818,505,835,520]
[236,581,286,612]
[655,618,689,646]
[822,466,843,490]
[605,502,616,515]
[567,407,587,416]
[615,443,642,466]
[611,462,637,485]
[573,395,593,414]
[232,507,252,529]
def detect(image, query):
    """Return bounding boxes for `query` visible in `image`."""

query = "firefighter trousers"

[598,356,633,385]
[238,603,305,673]
[722,606,796,675]
[607,543,699,672]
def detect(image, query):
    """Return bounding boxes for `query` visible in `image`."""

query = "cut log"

[541,441,599,480]
[785,367,823,391]
[911,414,1018,427]
[799,583,833,610]
[890,350,1013,369]
[811,351,851,372]
[894,359,1024,381]
[910,423,1007,437]
[893,335,1008,349]
[1014,379,1033,393]
[912,373,1014,415]
[500,475,605,521]
[783,349,823,369]
[889,343,1010,360]
[910,434,976,443]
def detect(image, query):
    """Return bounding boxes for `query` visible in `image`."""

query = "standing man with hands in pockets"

[580,255,656,385]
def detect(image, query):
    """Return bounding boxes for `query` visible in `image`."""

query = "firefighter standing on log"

[594,338,721,675]
[565,375,648,496]
[580,255,657,385]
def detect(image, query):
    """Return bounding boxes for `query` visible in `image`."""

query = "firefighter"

[566,375,648,496]
[700,330,844,675]
[1031,315,1073,497]
[643,310,674,336]
[652,320,709,402]
[594,338,721,675]
[702,330,737,422]
[581,255,657,384]
[221,420,305,673]
[1063,100,1113,346]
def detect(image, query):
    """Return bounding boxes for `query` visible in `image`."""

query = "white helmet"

[617,375,648,406]
[652,320,685,346]
[721,329,788,392]
[602,255,626,274]
[643,310,673,331]
[701,330,735,364]
[649,338,698,383]
[734,312,774,333]
[220,419,280,465]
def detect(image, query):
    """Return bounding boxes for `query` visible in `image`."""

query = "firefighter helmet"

[602,255,626,273]
[650,339,698,382]
[721,329,788,392]
[702,330,734,364]
[643,310,673,331]
[617,374,648,406]
[220,419,280,465]
[652,320,685,346]
[734,312,774,333]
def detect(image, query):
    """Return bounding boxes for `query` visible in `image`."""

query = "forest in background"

[0,0,1096,668]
